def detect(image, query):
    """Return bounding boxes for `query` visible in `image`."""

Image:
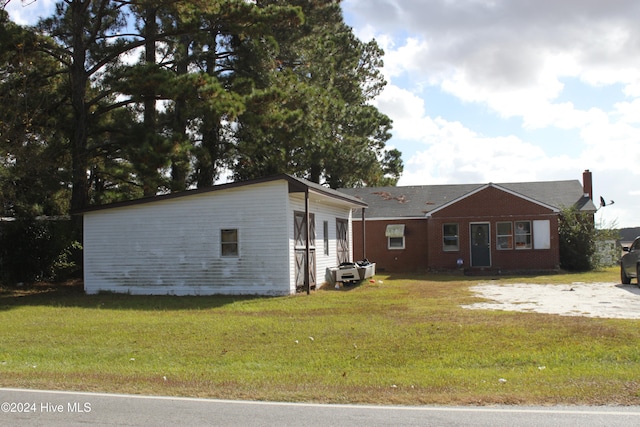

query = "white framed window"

[221,229,239,257]
[443,223,459,251]
[515,221,532,249]
[496,222,513,250]
[386,224,405,250]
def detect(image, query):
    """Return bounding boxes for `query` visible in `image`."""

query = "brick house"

[340,171,597,273]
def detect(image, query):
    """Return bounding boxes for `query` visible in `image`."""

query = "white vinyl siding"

[288,194,354,293]
[84,179,360,296]
[84,181,291,295]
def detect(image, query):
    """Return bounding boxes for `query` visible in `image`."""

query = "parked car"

[621,236,640,285]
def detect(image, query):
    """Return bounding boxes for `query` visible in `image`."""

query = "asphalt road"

[2,388,640,427]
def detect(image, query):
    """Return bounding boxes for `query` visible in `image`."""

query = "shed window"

[443,223,459,251]
[221,229,239,257]
[496,222,513,250]
[323,220,329,255]
[515,221,532,249]
[386,224,405,250]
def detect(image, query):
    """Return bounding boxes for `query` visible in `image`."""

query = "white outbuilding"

[79,174,367,295]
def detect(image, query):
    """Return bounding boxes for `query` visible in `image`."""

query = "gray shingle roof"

[339,180,597,219]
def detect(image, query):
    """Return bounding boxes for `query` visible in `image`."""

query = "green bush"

[558,206,595,271]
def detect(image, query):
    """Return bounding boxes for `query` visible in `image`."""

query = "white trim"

[387,236,405,250]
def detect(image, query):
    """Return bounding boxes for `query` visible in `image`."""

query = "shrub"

[558,206,595,271]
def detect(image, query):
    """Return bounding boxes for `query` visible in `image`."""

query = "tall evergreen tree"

[3,0,400,217]
[232,0,402,188]
[36,0,138,212]
[0,10,70,217]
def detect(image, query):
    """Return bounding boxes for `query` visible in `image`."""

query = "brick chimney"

[582,169,593,200]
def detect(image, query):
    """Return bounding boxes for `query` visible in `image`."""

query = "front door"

[470,223,491,267]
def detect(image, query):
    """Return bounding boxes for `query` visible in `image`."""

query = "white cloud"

[343,0,640,227]
[4,0,57,25]
[347,0,640,127]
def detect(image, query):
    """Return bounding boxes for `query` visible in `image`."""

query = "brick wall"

[354,186,561,274]
[352,218,429,273]
[427,186,560,271]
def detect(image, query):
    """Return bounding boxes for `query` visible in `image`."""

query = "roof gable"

[426,183,560,217]
[339,179,596,219]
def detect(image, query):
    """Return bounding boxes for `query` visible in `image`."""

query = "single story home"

[339,170,597,273]
[79,174,367,295]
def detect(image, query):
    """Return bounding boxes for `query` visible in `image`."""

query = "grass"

[1,268,640,405]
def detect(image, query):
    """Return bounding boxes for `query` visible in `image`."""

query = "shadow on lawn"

[0,280,268,311]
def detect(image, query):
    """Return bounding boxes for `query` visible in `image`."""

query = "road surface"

[2,388,640,426]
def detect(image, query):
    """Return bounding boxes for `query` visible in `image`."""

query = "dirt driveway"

[462,282,640,319]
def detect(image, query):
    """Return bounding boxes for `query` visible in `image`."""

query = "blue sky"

[342,0,640,228]
[6,0,640,228]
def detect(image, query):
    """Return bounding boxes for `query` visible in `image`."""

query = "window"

[221,229,239,257]
[386,224,405,250]
[443,223,459,251]
[388,237,404,249]
[515,221,532,249]
[323,220,329,255]
[533,220,550,249]
[496,222,513,250]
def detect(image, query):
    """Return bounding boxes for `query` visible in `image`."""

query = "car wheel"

[621,264,631,285]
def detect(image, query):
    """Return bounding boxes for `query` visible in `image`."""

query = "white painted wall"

[288,193,354,291]
[84,181,291,295]
[84,179,358,296]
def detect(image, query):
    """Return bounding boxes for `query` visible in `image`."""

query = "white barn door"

[294,211,316,292]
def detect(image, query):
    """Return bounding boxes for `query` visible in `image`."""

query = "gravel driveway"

[462,282,640,319]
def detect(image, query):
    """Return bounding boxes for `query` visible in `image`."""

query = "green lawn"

[1,268,639,405]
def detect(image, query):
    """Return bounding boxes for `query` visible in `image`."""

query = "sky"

[5,0,640,228]
[342,0,640,229]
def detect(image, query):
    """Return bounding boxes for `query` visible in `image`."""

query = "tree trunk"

[142,5,158,196]
[69,0,90,214]
[170,35,191,192]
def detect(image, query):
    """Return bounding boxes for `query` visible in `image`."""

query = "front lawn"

[1,268,639,405]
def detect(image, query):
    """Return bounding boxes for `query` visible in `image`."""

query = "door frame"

[336,218,349,265]
[294,210,316,292]
[470,222,491,267]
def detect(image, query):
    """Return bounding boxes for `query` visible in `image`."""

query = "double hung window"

[515,221,532,249]
[443,224,459,251]
[221,229,239,257]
